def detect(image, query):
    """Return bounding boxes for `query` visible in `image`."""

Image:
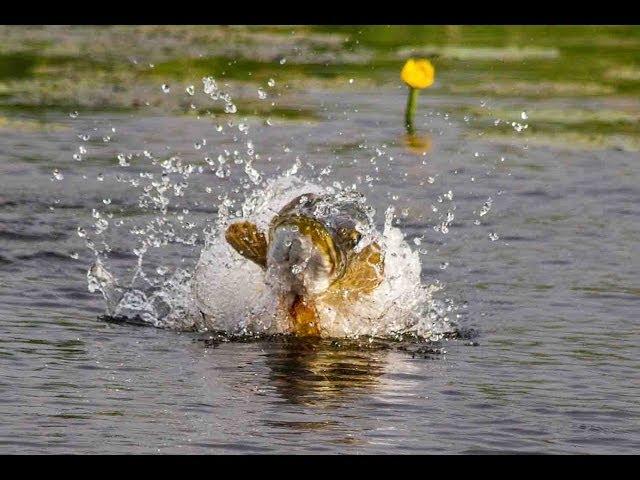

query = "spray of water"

[83,76,459,341]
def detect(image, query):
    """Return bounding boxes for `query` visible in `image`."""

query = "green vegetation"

[0,26,638,148]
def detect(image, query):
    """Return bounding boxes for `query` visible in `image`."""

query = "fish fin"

[321,242,385,305]
[289,296,321,337]
[225,221,268,269]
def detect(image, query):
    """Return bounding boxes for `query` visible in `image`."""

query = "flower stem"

[405,86,418,134]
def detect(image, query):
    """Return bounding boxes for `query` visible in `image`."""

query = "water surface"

[0,26,639,454]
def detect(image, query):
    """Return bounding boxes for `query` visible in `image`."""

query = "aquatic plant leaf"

[225,221,268,268]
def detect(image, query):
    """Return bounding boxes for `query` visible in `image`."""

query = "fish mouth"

[269,215,347,282]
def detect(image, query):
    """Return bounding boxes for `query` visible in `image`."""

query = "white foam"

[190,176,454,339]
[90,175,456,340]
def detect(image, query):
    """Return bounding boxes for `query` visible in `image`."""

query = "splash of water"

[82,76,458,341]
[189,175,454,339]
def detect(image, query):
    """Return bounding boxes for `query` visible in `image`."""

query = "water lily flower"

[401,58,435,133]
[401,59,435,89]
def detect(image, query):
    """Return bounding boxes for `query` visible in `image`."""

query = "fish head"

[267,215,347,298]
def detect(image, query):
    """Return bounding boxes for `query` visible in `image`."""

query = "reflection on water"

[403,132,433,156]
[262,339,387,406]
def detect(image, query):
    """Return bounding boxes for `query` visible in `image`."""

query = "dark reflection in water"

[261,338,388,406]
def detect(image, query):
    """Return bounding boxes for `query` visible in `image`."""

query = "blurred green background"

[1,25,639,150]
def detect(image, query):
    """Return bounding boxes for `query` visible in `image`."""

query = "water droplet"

[77,227,86,238]
[440,262,449,270]
[279,58,287,65]
[103,198,112,205]
[70,252,79,260]
[79,146,87,154]
[69,111,78,118]
[349,78,354,84]
[97,173,104,182]
[257,88,267,99]
[521,111,528,120]
[73,153,82,161]
[161,84,170,94]
[479,197,493,217]
[224,103,237,114]
[267,78,276,87]
[489,232,499,241]
[203,76,217,95]
[117,153,130,167]
[185,85,195,96]
[51,169,64,181]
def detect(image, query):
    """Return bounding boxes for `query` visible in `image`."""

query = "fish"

[224,192,385,336]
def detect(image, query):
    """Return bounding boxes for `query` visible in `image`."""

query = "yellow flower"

[401,59,435,89]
